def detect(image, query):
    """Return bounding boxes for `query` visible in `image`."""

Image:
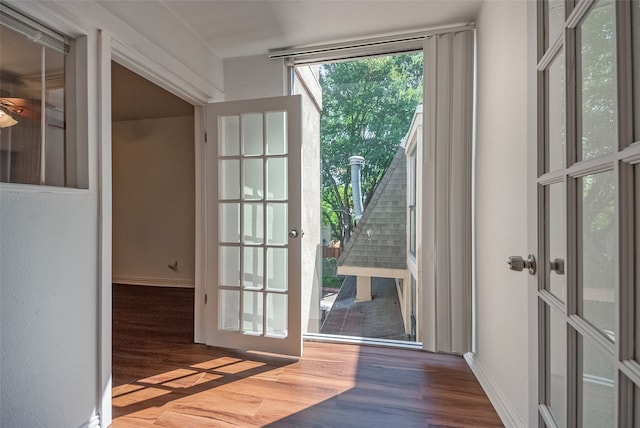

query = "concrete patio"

[320,276,410,341]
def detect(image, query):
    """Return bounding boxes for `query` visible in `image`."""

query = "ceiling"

[97,0,483,59]
[106,0,483,120]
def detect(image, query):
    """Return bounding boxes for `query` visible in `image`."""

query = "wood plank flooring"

[112,284,504,427]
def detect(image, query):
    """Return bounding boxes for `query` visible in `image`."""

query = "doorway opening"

[296,52,423,344]
[110,61,197,419]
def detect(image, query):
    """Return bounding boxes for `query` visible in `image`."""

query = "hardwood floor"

[112,284,504,427]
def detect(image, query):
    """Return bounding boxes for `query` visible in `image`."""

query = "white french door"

[205,95,302,357]
[533,0,640,426]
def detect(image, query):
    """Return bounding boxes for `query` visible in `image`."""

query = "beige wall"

[474,0,530,425]
[112,116,195,287]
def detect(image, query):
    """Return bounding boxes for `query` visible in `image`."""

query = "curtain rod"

[268,23,475,60]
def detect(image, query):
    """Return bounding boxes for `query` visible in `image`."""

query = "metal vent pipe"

[349,155,365,223]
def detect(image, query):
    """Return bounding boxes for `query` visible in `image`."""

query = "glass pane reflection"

[581,335,614,427]
[549,307,567,427]
[578,0,615,161]
[579,171,615,341]
[548,182,566,301]
[547,0,565,46]
[548,50,566,172]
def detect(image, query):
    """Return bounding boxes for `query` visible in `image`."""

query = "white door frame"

[103,39,216,428]
[527,1,540,426]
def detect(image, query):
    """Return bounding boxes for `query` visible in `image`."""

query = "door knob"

[550,258,564,275]
[289,229,299,238]
[507,254,537,275]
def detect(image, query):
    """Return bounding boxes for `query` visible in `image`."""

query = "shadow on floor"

[111,284,503,427]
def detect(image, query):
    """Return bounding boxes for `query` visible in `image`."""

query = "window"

[0,5,85,188]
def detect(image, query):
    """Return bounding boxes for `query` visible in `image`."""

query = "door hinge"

[204,294,208,304]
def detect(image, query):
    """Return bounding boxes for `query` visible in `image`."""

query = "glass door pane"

[548,306,567,427]
[243,247,264,289]
[547,0,565,47]
[580,335,615,427]
[547,182,566,301]
[243,158,263,200]
[577,0,616,161]
[266,293,287,337]
[266,158,287,200]
[218,110,291,340]
[547,50,566,172]
[266,111,287,155]
[242,113,264,156]
[219,116,240,156]
[578,171,616,340]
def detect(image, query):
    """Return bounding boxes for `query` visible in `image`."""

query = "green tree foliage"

[320,53,423,244]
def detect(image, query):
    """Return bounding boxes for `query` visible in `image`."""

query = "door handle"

[507,254,537,275]
[550,258,564,275]
[289,229,299,238]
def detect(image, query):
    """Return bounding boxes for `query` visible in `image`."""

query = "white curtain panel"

[422,30,474,354]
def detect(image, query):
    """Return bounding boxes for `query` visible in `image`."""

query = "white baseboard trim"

[464,352,525,428]
[79,414,101,428]
[113,275,195,288]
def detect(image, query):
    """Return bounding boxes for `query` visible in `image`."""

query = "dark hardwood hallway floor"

[112,284,504,427]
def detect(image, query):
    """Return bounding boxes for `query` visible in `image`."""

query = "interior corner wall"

[474,0,529,425]
[223,55,287,101]
[112,116,195,287]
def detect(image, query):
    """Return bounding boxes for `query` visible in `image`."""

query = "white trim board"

[304,333,423,351]
[80,415,101,428]
[112,276,195,288]
[464,352,525,428]
[336,266,408,279]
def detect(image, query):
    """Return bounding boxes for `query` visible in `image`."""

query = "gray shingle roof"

[337,147,407,270]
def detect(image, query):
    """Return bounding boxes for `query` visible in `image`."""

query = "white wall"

[223,55,287,101]
[0,190,99,427]
[0,2,223,427]
[474,0,530,425]
[112,116,195,287]
[0,24,101,427]
[295,66,322,333]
